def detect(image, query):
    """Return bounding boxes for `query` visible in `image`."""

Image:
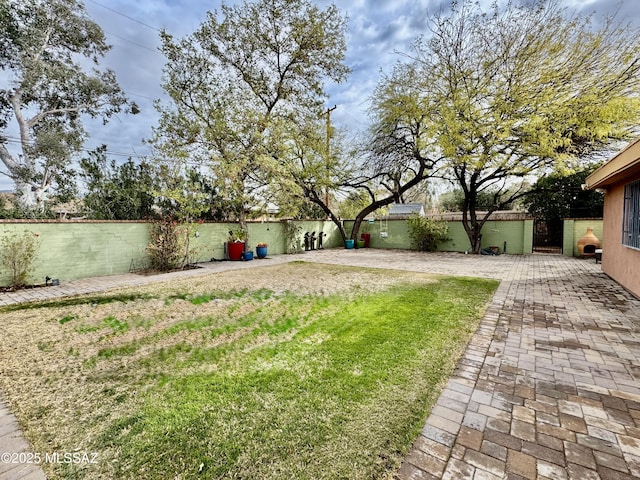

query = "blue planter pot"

[242,251,254,261]
[256,246,268,258]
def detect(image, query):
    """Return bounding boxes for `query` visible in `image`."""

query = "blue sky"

[2,0,637,190]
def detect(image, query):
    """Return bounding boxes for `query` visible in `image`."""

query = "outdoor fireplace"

[577,227,600,257]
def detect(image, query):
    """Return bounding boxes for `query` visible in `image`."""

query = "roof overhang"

[584,137,640,190]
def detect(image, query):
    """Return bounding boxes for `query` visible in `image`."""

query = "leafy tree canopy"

[0,0,136,210]
[525,166,604,220]
[152,0,349,246]
[79,146,158,220]
[438,186,524,212]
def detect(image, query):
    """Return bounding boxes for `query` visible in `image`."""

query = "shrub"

[281,220,303,253]
[407,215,449,251]
[1,231,40,288]
[146,219,188,272]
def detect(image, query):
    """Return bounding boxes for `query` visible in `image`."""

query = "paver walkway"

[2,250,640,479]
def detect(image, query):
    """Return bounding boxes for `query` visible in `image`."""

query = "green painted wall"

[346,218,533,254]
[562,219,604,257]
[0,222,150,285]
[0,217,534,286]
[0,221,342,285]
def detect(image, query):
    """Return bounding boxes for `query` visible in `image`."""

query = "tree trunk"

[461,184,482,254]
[0,146,50,210]
[306,190,348,244]
[461,195,496,254]
[14,180,50,210]
[239,210,249,253]
[351,217,364,241]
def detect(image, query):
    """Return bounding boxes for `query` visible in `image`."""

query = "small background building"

[387,203,425,218]
[585,137,640,298]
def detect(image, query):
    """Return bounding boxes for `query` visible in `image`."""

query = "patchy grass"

[0,263,497,480]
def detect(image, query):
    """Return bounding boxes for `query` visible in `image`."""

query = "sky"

[2,0,639,190]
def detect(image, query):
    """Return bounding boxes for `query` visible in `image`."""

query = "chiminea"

[577,227,600,257]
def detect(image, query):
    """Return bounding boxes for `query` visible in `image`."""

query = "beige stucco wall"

[601,183,640,298]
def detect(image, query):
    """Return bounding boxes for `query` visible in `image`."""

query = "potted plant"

[227,229,246,261]
[256,242,268,258]
[360,221,372,248]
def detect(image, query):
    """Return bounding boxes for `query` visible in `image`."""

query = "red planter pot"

[360,233,371,248]
[227,241,244,261]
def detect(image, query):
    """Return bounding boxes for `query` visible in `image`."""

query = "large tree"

[525,166,605,221]
[278,58,446,245]
[374,0,640,253]
[152,0,349,249]
[272,113,356,239]
[0,0,135,210]
[347,61,444,240]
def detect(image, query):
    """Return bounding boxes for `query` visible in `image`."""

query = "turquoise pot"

[345,239,355,249]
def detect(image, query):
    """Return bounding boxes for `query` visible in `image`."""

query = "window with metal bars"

[623,179,640,249]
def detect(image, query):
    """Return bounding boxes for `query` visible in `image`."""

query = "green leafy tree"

[374,0,640,253]
[438,188,520,212]
[182,168,229,221]
[0,0,136,211]
[283,66,444,244]
[272,114,356,239]
[346,61,446,243]
[79,146,158,220]
[525,166,604,220]
[339,191,371,220]
[152,0,349,250]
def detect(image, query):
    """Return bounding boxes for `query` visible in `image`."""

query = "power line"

[85,0,161,32]
[102,30,161,55]
[1,136,149,159]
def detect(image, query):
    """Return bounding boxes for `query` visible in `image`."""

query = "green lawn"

[0,262,497,479]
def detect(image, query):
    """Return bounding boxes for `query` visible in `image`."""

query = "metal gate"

[533,218,563,254]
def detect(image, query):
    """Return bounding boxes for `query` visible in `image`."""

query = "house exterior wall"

[601,181,640,298]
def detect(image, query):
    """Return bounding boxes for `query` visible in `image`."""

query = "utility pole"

[324,105,336,210]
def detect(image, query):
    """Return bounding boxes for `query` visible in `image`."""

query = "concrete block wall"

[0,222,149,284]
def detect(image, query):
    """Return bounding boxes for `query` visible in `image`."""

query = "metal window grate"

[623,179,640,249]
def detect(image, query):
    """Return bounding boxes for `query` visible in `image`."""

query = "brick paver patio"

[1,250,639,479]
